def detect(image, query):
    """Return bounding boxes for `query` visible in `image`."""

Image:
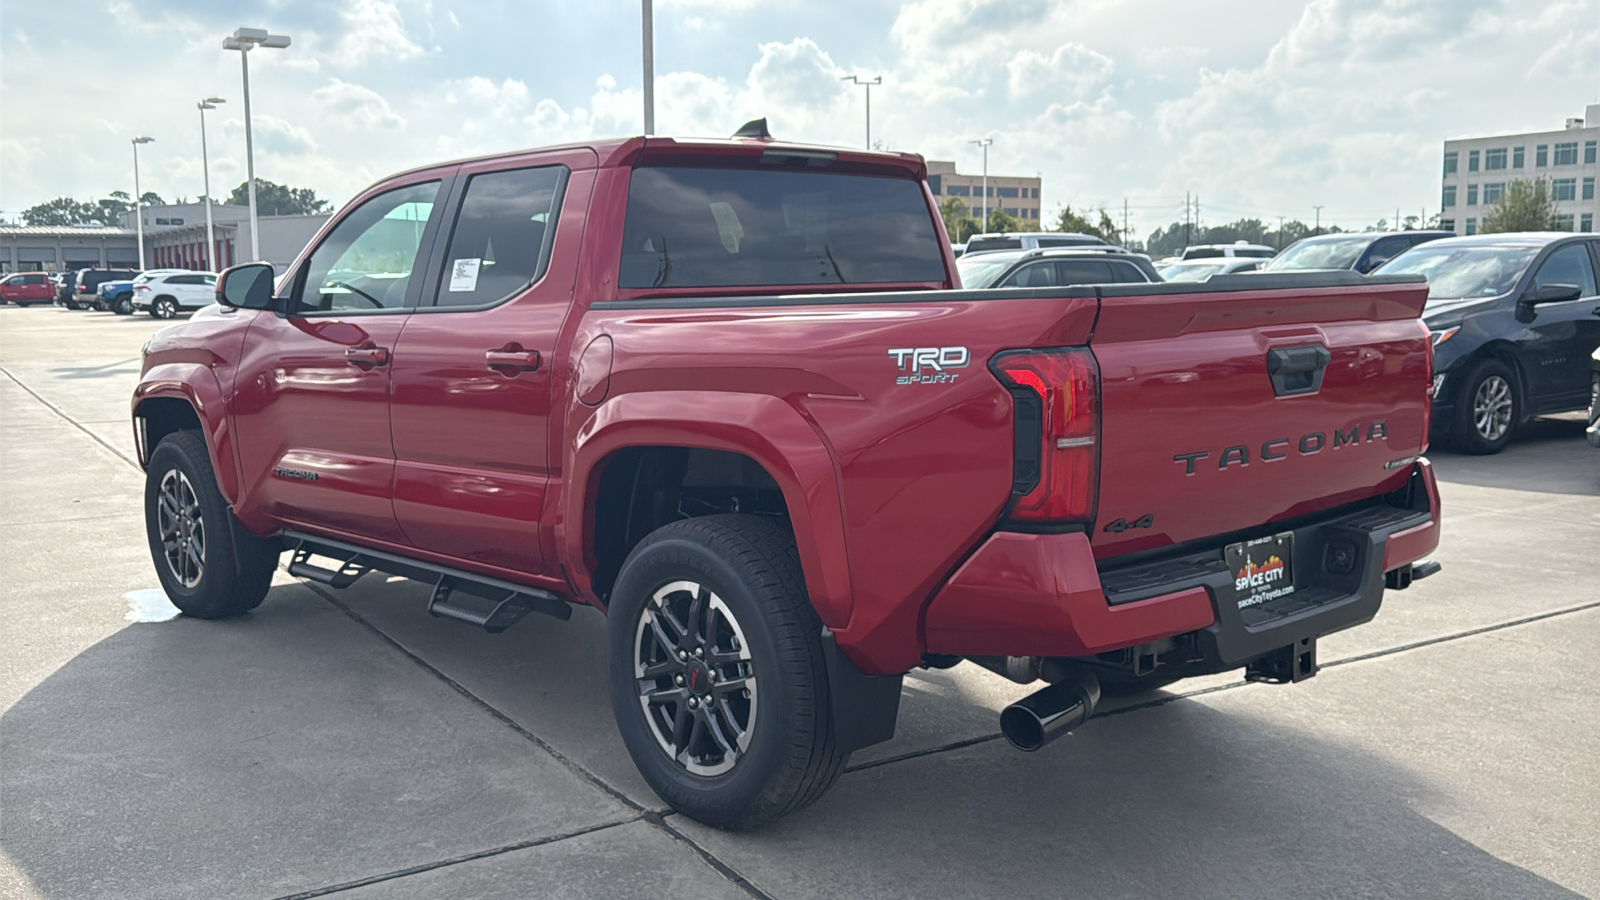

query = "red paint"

[136,135,1441,679]
[1383,458,1442,570]
[924,531,1216,657]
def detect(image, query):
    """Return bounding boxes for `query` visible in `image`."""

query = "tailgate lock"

[1266,345,1331,397]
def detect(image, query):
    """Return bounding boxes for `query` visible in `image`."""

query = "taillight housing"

[991,348,1099,524]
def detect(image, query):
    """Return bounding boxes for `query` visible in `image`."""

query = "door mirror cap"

[1524,282,1583,305]
[217,262,277,310]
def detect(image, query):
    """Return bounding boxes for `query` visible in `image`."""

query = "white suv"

[132,272,218,318]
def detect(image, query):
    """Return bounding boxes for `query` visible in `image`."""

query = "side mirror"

[217,262,277,310]
[1525,282,1583,305]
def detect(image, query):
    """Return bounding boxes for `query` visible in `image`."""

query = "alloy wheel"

[1472,374,1513,442]
[634,580,758,777]
[156,469,206,588]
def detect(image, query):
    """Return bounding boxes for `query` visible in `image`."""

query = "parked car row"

[1,267,217,318]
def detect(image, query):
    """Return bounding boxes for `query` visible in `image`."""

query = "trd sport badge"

[888,346,969,385]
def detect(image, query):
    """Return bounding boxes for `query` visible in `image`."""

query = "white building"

[1440,104,1599,236]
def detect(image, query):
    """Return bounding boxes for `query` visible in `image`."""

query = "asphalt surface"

[1,302,1596,899]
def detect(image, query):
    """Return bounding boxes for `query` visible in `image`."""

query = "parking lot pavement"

[1,303,1596,899]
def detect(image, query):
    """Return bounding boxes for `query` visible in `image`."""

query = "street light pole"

[969,138,993,230]
[198,97,225,272]
[841,75,882,149]
[641,0,654,135]
[223,27,291,262]
[1313,204,1324,235]
[131,137,154,270]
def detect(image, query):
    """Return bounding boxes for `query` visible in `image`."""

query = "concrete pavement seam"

[265,817,640,899]
[299,580,772,899]
[847,597,1600,773]
[0,365,140,470]
[648,812,777,900]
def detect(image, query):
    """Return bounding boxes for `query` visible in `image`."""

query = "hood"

[1422,294,1502,324]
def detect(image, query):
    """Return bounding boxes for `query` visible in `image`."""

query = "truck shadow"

[1430,416,1596,496]
[0,579,1586,900]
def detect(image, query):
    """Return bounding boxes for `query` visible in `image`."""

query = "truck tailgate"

[1088,273,1432,560]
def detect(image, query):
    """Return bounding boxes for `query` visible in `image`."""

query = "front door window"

[294,181,441,313]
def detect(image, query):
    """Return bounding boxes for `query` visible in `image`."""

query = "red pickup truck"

[134,130,1441,828]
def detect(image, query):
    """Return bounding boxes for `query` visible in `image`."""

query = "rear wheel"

[607,514,847,829]
[1451,358,1519,455]
[144,430,279,618]
[152,296,179,319]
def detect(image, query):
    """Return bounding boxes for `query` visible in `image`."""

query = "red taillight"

[992,348,1099,523]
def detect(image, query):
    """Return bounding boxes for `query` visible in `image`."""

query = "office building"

[925,160,1042,221]
[1440,104,1599,235]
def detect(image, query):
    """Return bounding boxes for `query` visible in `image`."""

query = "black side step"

[281,530,571,631]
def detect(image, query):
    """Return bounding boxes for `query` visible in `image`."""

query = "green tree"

[1481,178,1556,233]
[21,197,92,226]
[1050,204,1121,244]
[91,191,134,227]
[983,208,1020,234]
[939,196,982,243]
[227,179,331,216]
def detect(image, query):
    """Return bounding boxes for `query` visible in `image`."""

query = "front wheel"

[607,514,847,830]
[115,296,134,315]
[1451,358,1519,455]
[144,430,280,617]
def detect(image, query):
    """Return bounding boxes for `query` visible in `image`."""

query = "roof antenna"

[732,118,772,140]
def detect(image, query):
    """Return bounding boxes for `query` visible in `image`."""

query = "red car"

[134,131,1442,828]
[0,272,56,305]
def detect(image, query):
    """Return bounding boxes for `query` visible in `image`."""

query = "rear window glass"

[965,237,1022,254]
[620,166,945,289]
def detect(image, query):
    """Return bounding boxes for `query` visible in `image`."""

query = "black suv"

[67,268,136,310]
[955,246,1160,289]
[1376,233,1600,453]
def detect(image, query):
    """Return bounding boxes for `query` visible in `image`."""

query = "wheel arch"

[562,391,852,630]
[1459,340,1531,419]
[133,367,241,503]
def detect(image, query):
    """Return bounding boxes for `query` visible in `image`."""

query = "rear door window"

[620,166,946,290]
[1055,259,1115,284]
[1109,261,1149,283]
[432,165,567,308]
[998,262,1058,288]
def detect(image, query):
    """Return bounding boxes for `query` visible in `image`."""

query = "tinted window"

[619,166,944,289]
[1184,248,1224,259]
[1533,244,1597,297]
[434,166,565,308]
[1109,261,1149,283]
[1236,248,1276,258]
[998,262,1058,288]
[24,274,46,284]
[167,274,204,285]
[964,237,1023,254]
[1055,260,1115,285]
[1266,237,1371,271]
[296,181,440,312]
[1362,236,1412,271]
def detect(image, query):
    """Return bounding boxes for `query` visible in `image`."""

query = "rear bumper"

[923,460,1441,668]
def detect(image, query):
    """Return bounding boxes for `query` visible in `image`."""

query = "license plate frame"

[1225,531,1296,611]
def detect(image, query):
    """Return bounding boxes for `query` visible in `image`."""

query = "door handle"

[1591,306,1600,317]
[485,344,541,376]
[344,343,390,369]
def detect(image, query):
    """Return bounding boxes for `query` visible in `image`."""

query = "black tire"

[607,513,847,830]
[115,296,134,315]
[144,430,279,618]
[1451,357,1519,455]
[152,297,179,319]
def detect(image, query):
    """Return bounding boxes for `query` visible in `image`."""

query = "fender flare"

[132,364,240,505]
[560,390,854,630]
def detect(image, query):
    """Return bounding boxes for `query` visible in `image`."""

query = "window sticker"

[449,258,482,292]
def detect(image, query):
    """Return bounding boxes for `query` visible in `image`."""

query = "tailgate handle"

[1266,345,1330,397]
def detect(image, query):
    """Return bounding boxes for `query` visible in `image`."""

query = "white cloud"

[313,80,406,129]
[329,0,429,66]
[1006,44,1115,99]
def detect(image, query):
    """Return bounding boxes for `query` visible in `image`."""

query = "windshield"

[956,255,1021,288]
[1159,262,1228,282]
[1265,236,1370,271]
[1377,244,1538,304]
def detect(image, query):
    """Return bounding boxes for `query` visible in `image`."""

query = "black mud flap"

[821,630,903,754]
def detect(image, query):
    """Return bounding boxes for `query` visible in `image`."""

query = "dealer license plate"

[1225,532,1296,610]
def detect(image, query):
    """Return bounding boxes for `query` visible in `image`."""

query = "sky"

[2,0,1598,236]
